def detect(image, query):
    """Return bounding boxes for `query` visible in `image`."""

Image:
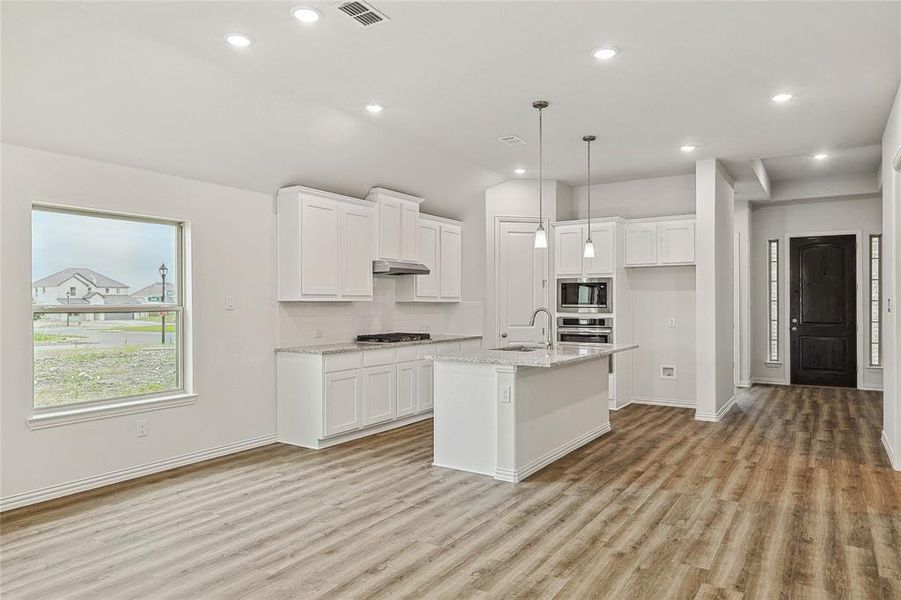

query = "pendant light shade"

[582,135,596,258]
[534,224,548,249]
[533,100,549,249]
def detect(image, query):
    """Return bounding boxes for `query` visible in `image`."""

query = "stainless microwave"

[557,277,612,314]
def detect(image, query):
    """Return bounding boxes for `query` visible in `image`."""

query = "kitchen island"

[429,343,637,482]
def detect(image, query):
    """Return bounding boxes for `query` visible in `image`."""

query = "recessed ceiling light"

[813,152,829,160]
[225,33,251,48]
[680,145,696,153]
[592,47,619,60]
[365,103,384,114]
[514,168,527,175]
[771,92,793,103]
[291,7,321,23]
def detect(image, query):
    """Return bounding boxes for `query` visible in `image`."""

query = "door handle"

[501,332,508,338]
[792,327,798,332]
[791,318,798,324]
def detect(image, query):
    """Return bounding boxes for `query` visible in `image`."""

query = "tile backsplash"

[277,277,483,346]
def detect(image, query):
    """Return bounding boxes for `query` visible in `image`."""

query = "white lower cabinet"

[277,338,481,449]
[417,360,434,412]
[324,369,362,437]
[397,361,418,417]
[363,365,396,426]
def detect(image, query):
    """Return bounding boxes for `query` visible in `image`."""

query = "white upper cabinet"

[340,204,374,298]
[585,223,615,275]
[624,218,695,267]
[397,215,462,302]
[554,222,616,277]
[555,225,585,276]
[414,219,440,299]
[624,223,659,266]
[659,220,696,264]
[367,188,423,263]
[439,224,462,300]
[277,186,374,301]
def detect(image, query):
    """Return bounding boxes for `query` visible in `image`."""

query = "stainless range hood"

[372,259,430,276]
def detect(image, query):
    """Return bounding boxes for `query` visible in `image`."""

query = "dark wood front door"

[790,235,857,387]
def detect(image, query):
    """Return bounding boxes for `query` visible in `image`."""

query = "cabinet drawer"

[363,348,396,367]
[324,352,363,372]
[417,343,438,359]
[396,346,419,362]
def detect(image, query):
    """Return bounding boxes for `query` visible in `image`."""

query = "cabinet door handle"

[501,332,508,338]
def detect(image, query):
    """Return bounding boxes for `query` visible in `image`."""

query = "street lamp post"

[159,262,168,345]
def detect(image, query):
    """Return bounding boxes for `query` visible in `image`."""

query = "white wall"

[277,277,482,346]
[749,195,883,388]
[882,82,901,470]
[0,145,278,508]
[566,174,695,220]
[629,267,697,406]
[695,159,735,421]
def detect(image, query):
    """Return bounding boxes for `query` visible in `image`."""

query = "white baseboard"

[0,433,277,512]
[750,377,789,386]
[736,380,752,388]
[882,430,900,471]
[292,412,433,450]
[609,401,632,411]
[695,394,736,423]
[494,422,612,483]
[630,396,694,409]
[859,385,884,392]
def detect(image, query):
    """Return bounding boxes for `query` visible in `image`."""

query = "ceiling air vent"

[336,1,389,27]
[498,135,527,147]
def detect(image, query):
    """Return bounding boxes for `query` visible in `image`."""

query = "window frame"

[869,233,882,368]
[31,204,187,415]
[766,238,780,364]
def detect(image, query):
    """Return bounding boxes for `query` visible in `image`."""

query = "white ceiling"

[3,1,899,217]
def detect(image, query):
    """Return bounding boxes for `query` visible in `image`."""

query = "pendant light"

[532,100,549,249]
[582,135,596,258]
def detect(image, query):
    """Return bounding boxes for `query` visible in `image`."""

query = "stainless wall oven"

[556,317,613,345]
[557,277,612,314]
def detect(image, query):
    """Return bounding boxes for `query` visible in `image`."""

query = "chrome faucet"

[529,307,554,349]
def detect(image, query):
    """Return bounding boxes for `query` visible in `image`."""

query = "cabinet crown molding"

[278,185,374,208]
[366,187,425,204]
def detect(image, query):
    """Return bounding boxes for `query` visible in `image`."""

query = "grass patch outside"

[105,324,176,333]
[34,344,177,408]
[33,332,85,344]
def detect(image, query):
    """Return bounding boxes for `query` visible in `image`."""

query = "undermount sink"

[493,345,546,352]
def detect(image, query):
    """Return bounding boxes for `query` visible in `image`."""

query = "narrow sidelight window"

[870,234,882,367]
[767,239,779,362]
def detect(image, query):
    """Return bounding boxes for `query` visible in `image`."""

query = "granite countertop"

[426,343,638,368]
[276,334,482,355]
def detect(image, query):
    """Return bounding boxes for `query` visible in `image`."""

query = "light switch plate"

[499,386,512,403]
[225,296,236,311]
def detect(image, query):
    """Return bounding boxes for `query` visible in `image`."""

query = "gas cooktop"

[355,332,431,344]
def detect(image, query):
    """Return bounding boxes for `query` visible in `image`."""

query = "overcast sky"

[32,209,177,293]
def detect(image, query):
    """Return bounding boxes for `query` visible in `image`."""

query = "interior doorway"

[495,218,549,347]
[789,234,857,387]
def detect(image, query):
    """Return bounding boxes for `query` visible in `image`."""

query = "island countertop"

[426,343,637,368]
[276,334,482,355]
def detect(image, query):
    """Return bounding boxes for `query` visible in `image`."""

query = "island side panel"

[503,358,611,482]
[433,361,498,477]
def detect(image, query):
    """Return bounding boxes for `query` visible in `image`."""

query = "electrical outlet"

[225,296,236,311]
[499,386,512,403]
[313,329,324,339]
[667,317,677,328]
[137,419,148,437]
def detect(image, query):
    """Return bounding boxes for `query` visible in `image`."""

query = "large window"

[767,239,780,362]
[870,234,882,367]
[32,207,183,410]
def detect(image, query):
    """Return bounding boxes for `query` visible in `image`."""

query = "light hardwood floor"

[2,385,899,599]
